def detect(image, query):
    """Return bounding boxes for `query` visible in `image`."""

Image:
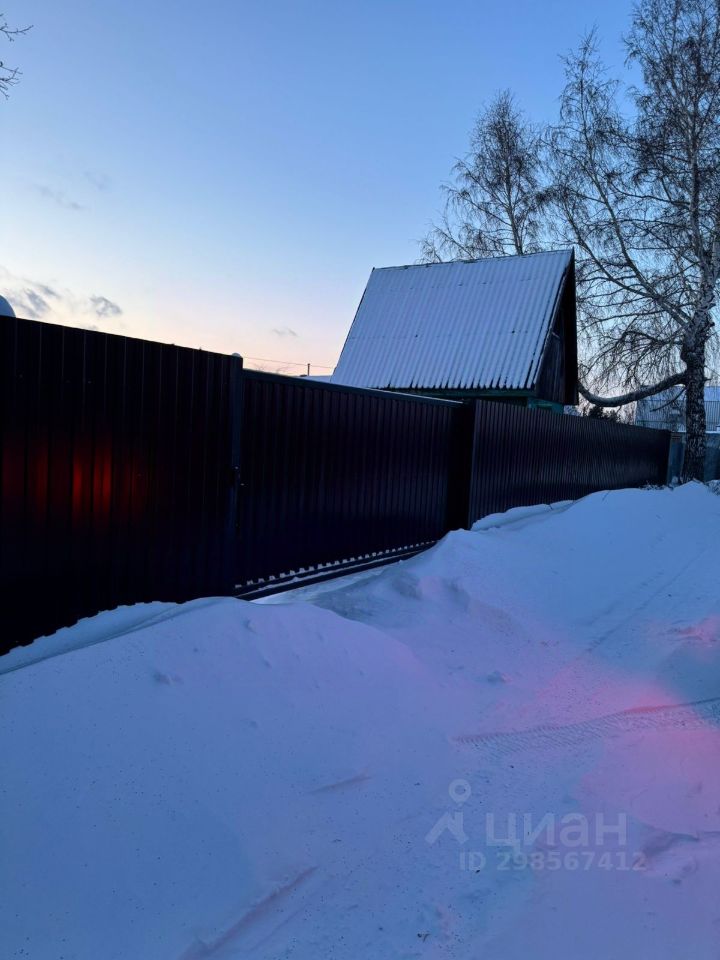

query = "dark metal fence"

[1,317,242,649]
[1,317,671,651]
[235,371,462,594]
[465,401,671,524]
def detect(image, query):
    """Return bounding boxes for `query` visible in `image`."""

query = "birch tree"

[549,0,720,480]
[420,91,547,261]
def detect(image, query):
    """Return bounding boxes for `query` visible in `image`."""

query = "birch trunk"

[682,349,707,481]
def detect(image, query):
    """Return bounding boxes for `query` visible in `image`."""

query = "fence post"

[223,354,244,594]
[446,400,477,532]
[666,433,684,484]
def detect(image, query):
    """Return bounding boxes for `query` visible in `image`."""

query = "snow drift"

[2,483,720,958]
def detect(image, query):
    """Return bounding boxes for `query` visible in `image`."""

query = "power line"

[242,355,334,369]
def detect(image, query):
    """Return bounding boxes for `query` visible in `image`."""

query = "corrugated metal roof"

[332,249,574,392]
[635,386,720,432]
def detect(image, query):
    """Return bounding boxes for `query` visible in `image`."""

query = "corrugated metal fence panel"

[235,371,460,588]
[1,316,673,651]
[467,400,671,523]
[0,317,241,650]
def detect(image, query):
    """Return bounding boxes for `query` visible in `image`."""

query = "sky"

[0,0,633,375]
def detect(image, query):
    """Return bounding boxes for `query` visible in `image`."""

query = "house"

[635,386,720,432]
[331,249,578,411]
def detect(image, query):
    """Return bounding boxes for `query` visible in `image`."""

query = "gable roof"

[332,249,575,393]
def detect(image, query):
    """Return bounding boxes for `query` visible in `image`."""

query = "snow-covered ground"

[2,483,720,959]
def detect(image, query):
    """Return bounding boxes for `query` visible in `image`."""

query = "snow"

[2,482,720,958]
[331,250,573,392]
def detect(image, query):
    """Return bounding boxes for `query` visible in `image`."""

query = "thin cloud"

[33,183,84,211]
[15,288,51,320]
[271,326,298,338]
[0,267,124,328]
[85,170,111,191]
[90,295,122,319]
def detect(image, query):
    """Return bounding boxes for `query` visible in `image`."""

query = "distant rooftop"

[332,249,575,394]
[0,294,15,318]
[636,386,720,433]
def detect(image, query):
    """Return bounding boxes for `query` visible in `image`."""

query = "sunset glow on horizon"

[1,0,633,372]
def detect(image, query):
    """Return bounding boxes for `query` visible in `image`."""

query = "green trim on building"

[388,387,531,403]
[382,386,565,413]
[527,397,564,414]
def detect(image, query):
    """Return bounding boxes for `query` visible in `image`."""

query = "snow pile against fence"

[2,483,720,959]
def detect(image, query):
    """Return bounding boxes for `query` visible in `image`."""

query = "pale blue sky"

[1,0,631,373]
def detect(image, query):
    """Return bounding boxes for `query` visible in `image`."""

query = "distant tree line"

[422,0,720,481]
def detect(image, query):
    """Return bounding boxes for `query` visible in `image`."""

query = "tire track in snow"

[455,696,720,756]
[311,772,371,794]
[177,867,318,959]
[582,545,711,654]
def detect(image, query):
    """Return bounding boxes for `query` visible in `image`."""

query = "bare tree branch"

[419,91,547,261]
[547,3,720,478]
[0,13,31,98]
[579,371,686,406]
[420,0,720,480]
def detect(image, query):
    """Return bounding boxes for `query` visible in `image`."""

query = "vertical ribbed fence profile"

[465,400,671,524]
[234,371,462,593]
[0,317,242,650]
[1,316,672,651]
